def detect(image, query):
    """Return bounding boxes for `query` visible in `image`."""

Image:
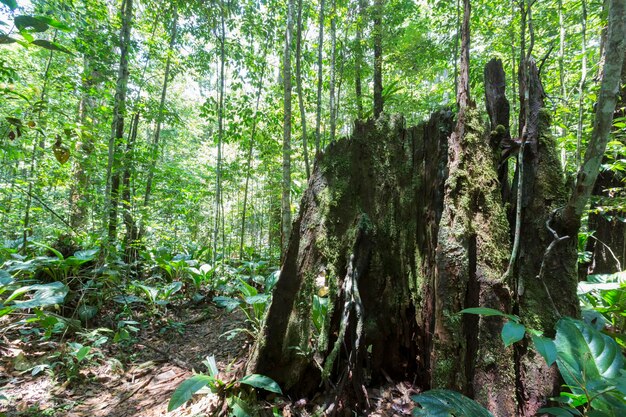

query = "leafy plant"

[411,389,494,417]
[459,309,626,417]
[168,354,282,415]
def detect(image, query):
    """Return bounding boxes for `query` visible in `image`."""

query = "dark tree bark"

[247,111,453,410]
[484,58,511,204]
[249,2,626,416]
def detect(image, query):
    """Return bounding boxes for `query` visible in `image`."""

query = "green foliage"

[460,308,626,416]
[168,354,282,414]
[411,389,494,417]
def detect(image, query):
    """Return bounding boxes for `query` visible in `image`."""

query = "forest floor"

[0,302,415,417]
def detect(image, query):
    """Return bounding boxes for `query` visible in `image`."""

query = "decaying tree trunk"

[248,2,626,415]
[247,111,454,407]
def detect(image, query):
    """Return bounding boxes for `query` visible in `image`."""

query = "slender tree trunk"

[282,0,294,259]
[354,0,366,119]
[372,0,383,118]
[240,49,270,259]
[329,0,337,142]
[71,55,96,231]
[22,44,55,252]
[213,2,226,265]
[106,0,133,244]
[143,6,178,209]
[576,0,587,167]
[296,0,311,179]
[561,0,626,230]
[122,112,140,265]
[315,0,325,155]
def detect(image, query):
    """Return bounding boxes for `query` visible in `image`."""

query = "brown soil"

[0,303,415,417]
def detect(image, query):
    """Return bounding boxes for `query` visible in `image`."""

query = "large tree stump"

[247,112,453,407]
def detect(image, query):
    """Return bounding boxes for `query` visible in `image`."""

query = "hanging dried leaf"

[8,131,15,140]
[53,136,70,164]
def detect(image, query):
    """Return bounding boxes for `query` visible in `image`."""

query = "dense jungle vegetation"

[1,0,626,415]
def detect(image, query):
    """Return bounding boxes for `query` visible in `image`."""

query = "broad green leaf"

[554,318,624,398]
[245,294,269,305]
[238,278,258,297]
[36,16,71,31]
[537,407,580,416]
[31,39,73,54]
[168,374,213,411]
[531,334,557,366]
[73,248,99,261]
[0,34,16,44]
[14,15,49,32]
[230,396,254,417]
[501,321,526,347]
[0,0,18,11]
[0,270,14,286]
[411,389,494,417]
[213,296,241,311]
[460,307,519,322]
[76,346,91,362]
[8,282,68,309]
[239,374,282,394]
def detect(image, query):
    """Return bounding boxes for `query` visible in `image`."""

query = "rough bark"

[247,111,453,409]
[515,58,570,416]
[484,58,511,204]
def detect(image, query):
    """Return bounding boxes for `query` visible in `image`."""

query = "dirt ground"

[0,303,416,417]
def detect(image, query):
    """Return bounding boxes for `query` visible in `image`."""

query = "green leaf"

[1,0,18,11]
[501,321,526,347]
[75,346,91,362]
[30,39,73,54]
[0,34,16,44]
[168,374,213,411]
[537,407,580,416]
[14,15,49,32]
[36,16,71,31]
[73,248,99,261]
[213,296,241,311]
[531,334,557,366]
[239,374,282,394]
[460,307,519,322]
[230,396,254,417]
[411,389,494,417]
[0,270,14,286]
[7,282,68,309]
[204,354,219,377]
[554,318,624,397]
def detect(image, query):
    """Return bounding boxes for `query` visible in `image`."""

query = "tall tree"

[106,0,133,244]
[315,0,325,155]
[282,0,294,258]
[372,0,383,118]
[295,0,311,179]
[143,6,178,210]
[214,0,226,265]
[329,0,337,142]
[354,0,366,119]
